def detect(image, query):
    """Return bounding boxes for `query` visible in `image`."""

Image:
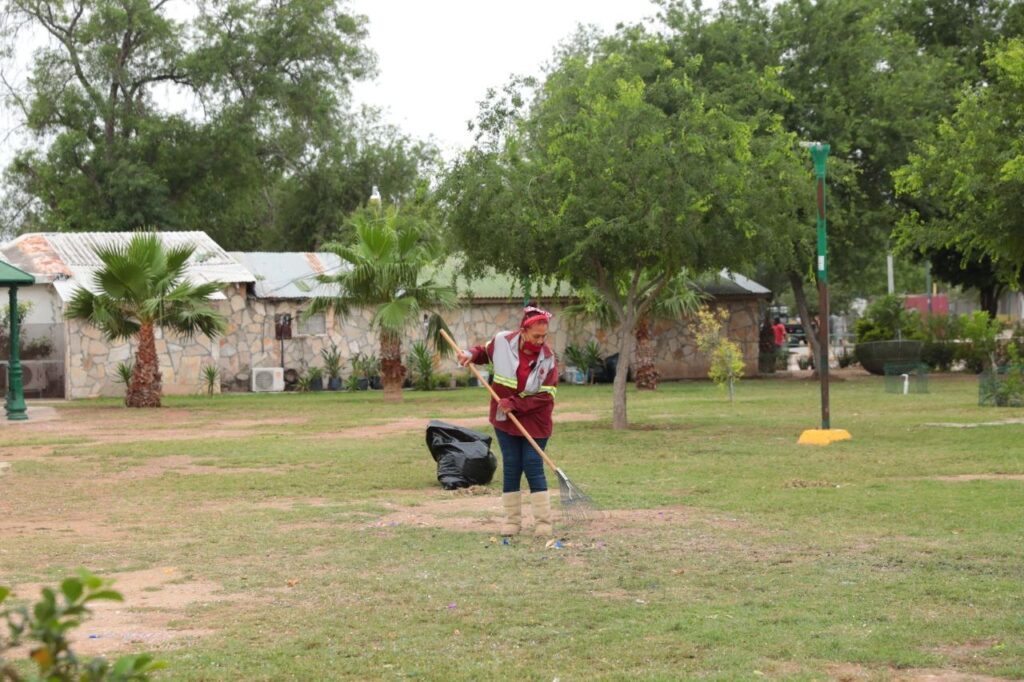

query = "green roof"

[429,263,768,302]
[429,264,573,301]
[0,259,34,286]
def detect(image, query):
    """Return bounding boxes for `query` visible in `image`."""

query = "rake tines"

[555,467,599,525]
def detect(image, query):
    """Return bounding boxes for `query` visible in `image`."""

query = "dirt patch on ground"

[929,474,1024,482]
[6,567,228,656]
[101,455,289,481]
[351,491,733,536]
[0,515,126,543]
[323,411,599,439]
[925,419,1024,429]
[0,409,309,451]
[827,662,1008,681]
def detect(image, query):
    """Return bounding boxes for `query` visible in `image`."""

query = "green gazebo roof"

[0,259,34,286]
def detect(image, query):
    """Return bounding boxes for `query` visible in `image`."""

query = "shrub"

[854,295,919,343]
[563,341,603,383]
[960,311,1003,372]
[0,570,165,681]
[980,345,1024,407]
[694,307,744,401]
[407,341,438,391]
[201,364,219,397]
[320,344,342,380]
[921,341,956,372]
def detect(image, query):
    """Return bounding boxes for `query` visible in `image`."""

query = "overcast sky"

[347,0,663,157]
[0,0,666,166]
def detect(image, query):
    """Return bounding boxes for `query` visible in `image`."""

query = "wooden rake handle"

[439,329,559,473]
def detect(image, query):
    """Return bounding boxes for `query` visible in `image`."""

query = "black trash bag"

[425,420,497,490]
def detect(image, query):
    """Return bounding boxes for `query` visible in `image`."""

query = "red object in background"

[904,294,949,316]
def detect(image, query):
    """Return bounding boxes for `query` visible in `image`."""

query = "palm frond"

[426,313,456,358]
[164,301,227,339]
[374,297,419,333]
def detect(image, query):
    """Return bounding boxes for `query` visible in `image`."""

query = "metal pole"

[811,143,831,430]
[925,262,933,315]
[5,286,28,420]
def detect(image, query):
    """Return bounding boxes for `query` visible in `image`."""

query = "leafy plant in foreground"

[0,571,165,681]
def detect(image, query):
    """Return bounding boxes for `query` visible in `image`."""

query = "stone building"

[1,231,771,399]
[0,232,253,398]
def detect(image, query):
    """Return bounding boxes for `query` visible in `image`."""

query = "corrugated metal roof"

[1,232,254,302]
[429,262,768,301]
[699,270,772,297]
[0,259,34,285]
[230,252,347,299]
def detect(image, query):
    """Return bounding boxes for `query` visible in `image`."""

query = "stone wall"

[65,287,231,399]
[212,294,763,387]
[62,285,765,398]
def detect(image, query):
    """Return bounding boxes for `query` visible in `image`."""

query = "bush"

[694,307,744,401]
[921,341,956,372]
[1,570,165,681]
[854,295,920,343]
[563,341,603,384]
[980,347,1024,407]
[837,348,856,368]
[406,341,438,391]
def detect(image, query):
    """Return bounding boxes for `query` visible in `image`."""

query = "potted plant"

[407,341,438,391]
[348,352,368,390]
[306,366,324,391]
[345,373,361,392]
[363,353,382,390]
[853,295,924,375]
[321,343,343,390]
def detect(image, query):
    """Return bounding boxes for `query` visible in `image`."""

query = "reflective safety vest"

[490,331,557,397]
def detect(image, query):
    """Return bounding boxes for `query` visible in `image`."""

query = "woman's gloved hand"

[497,397,515,412]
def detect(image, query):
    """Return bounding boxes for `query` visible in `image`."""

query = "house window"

[297,312,326,336]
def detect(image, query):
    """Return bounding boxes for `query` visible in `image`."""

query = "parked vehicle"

[786,323,807,346]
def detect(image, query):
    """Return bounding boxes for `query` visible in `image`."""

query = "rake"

[440,329,598,525]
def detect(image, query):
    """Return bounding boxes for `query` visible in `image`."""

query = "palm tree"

[564,270,705,391]
[306,203,458,402]
[64,233,227,407]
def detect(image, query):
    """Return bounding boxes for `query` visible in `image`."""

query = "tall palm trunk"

[128,321,162,408]
[633,316,658,391]
[380,330,405,402]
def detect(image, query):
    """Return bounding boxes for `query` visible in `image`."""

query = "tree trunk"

[612,317,637,430]
[128,321,162,408]
[979,284,1004,319]
[633,316,658,391]
[789,271,821,373]
[380,330,405,403]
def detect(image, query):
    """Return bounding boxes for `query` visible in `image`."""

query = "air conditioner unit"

[251,367,285,392]
[6,362,49,392]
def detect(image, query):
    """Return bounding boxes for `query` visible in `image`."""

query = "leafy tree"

[912,247,1024,318]
[64,233,226,408]
[443,28,801,428]
[0,0,432,250]
[895,39,1024,287]
[564,271,705,391]
[662,0,960,363]
[306,201,458,402]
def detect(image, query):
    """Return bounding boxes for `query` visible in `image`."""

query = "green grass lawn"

[2,374,1023,680]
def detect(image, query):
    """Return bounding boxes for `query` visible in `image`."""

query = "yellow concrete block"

[798,428,852,446]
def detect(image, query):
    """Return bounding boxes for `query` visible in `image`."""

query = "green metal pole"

[5,286,28,420]
[811,143,831,430]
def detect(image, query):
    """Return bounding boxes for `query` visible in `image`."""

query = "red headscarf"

[520,305,552,329]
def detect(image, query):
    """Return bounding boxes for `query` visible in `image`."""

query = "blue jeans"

[494,430,548,494]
